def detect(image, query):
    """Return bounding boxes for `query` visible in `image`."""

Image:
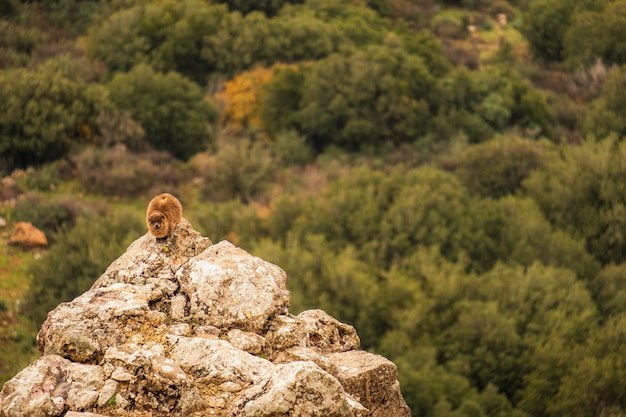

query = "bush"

[430,13,469,39]
[193,199,263,248]
[71,145,189,198]
[10,193,88,238]
[260,44,440,152]
[440,39,480,70]
[12,161,73,193]
[521,0,573,62]
[217,0,304,16]
[272,130,314,166]
[24,209,144,326]
[108,64,217,161]
[431,66,553,143]
[563,1,626,70]
[591,264,626,318]
[198,134,277,203]
[0,67,110,174]
[86,0,353,81]
[451,136,547,198]
[524,136,626,265]
[580,66,626,139]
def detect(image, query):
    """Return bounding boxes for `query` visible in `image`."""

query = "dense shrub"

[10,193,87,238]
[32,0,99,33]
[193,199,263,248]
[217,0,303,16]
[24,209,144,326]
[450,136,547,198]
[289,165,503,272]
[262,45,435,151]
[272,130,314,166]
[12,160,73,193]
[579,65,626,139]
[521,0,574,62]
[197,134,277,203]
[71,145,189,198]
[86,0,363,81]
[591,264,626,318]
[563,1,626,70]
[0,67,110,174]
[430,13,469,39]
[108,64,216,161]
[431,66,553,143]
[0,20,42,67]
[524,136,626,265]
[547,315,626,417]
[494,196,599,280]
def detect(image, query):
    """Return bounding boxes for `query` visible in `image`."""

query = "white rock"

[170,295,187,319]
[177,241,290,333]
[234,361,365,417]
[169,337,273,384]
[110,367,132,382]
[97,380,118,407]
[227,329,266,354]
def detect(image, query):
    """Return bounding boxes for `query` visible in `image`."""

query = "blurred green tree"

[0,67,109,174]
[451,136,547,198]
[431,67,552,144]
[521,0,573,62]
[524,136,626,265]
[548,315,626,417]
[87,1,230,80]
[590,263,626,318]
[107,64,216,160]
[200,134,277,203]
[563,0,626,69]
[87,0,384,81]
[580,65,626,138]
[217,0,303,16]
[494,196,599,280]
[268,45,435,151]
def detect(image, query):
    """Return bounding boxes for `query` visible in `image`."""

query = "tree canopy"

[5,0,626,416]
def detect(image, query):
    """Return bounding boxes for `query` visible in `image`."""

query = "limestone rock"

[233,361,368,417]
[298,309,361,352]
[0,217,411,416]
[227,329,266,355]
[0,355,103,417]
[329,351,412,417]
[8,221,48,247]
[176,240,290,333]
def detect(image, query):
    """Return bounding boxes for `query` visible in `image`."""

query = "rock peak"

[1,219,411,416]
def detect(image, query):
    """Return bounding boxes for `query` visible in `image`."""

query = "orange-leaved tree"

[216,64,297,134]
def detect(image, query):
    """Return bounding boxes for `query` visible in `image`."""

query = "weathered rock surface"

[0,218,411,416]
[8,221,48,247]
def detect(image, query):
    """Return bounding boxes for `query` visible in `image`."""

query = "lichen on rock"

[1,218,411,417]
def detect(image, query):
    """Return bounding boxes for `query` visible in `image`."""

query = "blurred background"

[2,0,626,416]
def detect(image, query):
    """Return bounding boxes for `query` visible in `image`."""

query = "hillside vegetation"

[2,0,626,416]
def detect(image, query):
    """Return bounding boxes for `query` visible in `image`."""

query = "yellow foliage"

[217,64,296,133]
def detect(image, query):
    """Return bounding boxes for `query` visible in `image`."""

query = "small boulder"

[8,222,48,247]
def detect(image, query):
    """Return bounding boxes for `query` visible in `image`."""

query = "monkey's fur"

[146,193,183,239]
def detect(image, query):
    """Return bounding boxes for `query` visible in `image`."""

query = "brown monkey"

[146,193,183,239]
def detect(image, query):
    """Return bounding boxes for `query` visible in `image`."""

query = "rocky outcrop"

[0,218,411,417]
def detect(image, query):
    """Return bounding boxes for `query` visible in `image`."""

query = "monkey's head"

[147,212,169,238]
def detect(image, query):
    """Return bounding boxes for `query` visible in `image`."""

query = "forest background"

[2,0,626,416]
